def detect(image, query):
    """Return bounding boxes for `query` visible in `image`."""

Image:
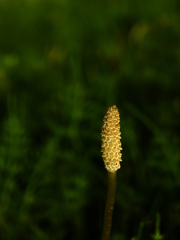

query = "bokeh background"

[0,0,180,239]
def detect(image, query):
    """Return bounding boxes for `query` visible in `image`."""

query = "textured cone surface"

[101,105,122,172]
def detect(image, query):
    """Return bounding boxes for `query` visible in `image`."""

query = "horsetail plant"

[101,105,122,240]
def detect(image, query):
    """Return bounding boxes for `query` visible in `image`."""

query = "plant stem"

[102,171,116,240]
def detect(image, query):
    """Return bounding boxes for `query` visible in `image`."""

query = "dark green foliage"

[0,0,180,239]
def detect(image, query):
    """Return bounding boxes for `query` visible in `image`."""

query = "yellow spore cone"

[101,105,122,172]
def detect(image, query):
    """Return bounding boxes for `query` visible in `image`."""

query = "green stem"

[102,171,116,240]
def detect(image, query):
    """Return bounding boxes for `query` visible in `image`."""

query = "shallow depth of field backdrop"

[0,0,180,239]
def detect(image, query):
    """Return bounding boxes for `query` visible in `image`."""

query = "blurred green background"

[0,0,180,239]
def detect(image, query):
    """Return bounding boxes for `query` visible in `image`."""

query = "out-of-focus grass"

[0,0,180,239]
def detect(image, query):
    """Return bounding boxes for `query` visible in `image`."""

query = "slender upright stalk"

[101,105,122,240]
[102,171,116,240]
